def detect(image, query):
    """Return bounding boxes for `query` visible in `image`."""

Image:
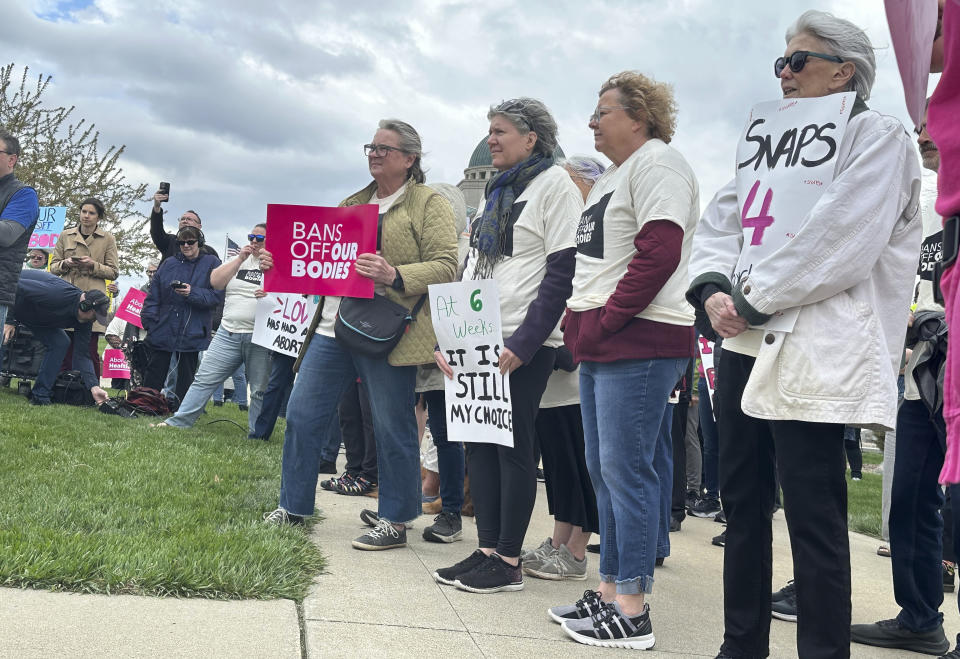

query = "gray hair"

[487,98,558,159]
[378,118,425,184]
[786,10,876,101]
[0,129,21,156]
[560,156,606,185]
[146,259,160,270]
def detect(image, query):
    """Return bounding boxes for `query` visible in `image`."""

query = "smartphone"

[159,181,170,199]
[171,281,188,290]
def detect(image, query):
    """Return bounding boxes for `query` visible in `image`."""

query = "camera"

[171,281,188,290]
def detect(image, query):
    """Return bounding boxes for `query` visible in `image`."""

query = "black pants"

[537,403,599,533]
[340,380,377,482]
[671,396,690,521]
[717,350,849,659]
[143,349,199,405]
[467,346,555,557]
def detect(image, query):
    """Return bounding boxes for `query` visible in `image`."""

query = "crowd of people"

[1,4,959,657]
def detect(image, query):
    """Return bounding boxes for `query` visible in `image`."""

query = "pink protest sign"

[885,0,939,128]
[263,204,377,298]
[114,288,147,328]
[102,348,131,379]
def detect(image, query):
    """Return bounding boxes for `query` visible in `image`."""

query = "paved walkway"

[1,454,952,657]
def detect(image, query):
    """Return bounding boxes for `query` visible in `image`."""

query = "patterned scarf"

[472,153,554,279]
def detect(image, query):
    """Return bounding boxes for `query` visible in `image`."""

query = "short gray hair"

[786,10,876,101]
[487,98,558,159]
[378,119,425,184]
[560,156,606,185]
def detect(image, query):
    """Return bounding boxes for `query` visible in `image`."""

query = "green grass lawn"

[0,385,324,600]
[847,470,882,538]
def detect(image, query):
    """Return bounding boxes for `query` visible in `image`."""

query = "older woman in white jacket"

[686,10,921,659]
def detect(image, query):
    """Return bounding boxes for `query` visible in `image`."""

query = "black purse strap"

[409,293,428,319]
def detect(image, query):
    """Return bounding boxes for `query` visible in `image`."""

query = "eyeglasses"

[774,51,844,78]
[248,234,265,242]
[589,105,628,123]
[364,143,406,157]
[176,239,198,246]
[30,254,46,259]
[146,270,158,276]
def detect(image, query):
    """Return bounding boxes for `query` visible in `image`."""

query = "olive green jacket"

[296,181,458,369]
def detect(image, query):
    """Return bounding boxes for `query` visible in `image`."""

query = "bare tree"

[0,63,154,276]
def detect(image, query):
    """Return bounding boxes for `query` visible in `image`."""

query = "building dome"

[467,138,566,167]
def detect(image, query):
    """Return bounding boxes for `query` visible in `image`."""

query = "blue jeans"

[580,357,685,594]
[278,334,419,523]
[28,326,75,401]
[163,330,271,432]
[891,398,951,632]
[213,364,247,404]
[424,389,465,513]
[251,352,296,440]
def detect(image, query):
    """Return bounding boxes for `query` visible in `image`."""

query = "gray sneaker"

[520,537,555,571]
[525,544,587,581]
[351,518,407,551]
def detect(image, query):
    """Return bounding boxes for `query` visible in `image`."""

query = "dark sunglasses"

[176,239,198,246]
[774,51,844,78]
[248,234,265,242]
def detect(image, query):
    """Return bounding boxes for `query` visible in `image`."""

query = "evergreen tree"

[0,63,153,276]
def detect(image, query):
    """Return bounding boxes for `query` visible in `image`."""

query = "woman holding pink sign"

[261,119,458,553]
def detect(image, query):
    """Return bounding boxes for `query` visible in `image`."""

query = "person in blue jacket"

[140,226,222,405]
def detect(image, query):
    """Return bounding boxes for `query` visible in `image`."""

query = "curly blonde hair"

[599,71,678,144]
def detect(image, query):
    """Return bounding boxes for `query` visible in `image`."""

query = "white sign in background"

[252,293,321,357]
[429,279,514,448]
[733,91,856,331]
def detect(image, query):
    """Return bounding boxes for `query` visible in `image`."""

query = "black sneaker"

[945,562,956,593]
[669,517,682,532]
[942,643,960,658]
[360,508,380,527]
[586,543,600,554]
[712,529,726,547]
[715,509,727,524]
[691,496,722,518]
[29,395,51,406]
[685,489,700,512]
[561,601,656,650]
[351,518,406,550]
[536,468,546,482]
[262,507,305,526]
[455,553,523,593]
[434,549,489,585]
[548,589,605,624]
[213,400,224,407]
[771,581,797,622]
[850,619,950,654]
[422,511,462,543]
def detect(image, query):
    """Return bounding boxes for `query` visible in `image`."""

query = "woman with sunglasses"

[261,119,458,551]
[686,10,922,658]
[141,225,223,406]
[154,224,274,432]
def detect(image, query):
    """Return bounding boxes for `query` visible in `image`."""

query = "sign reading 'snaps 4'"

[263,204,378,298]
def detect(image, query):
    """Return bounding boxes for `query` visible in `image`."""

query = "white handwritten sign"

[429,279,513,448]
[733,91,856,331]
[696,336,717,408]
[252,293,321,357]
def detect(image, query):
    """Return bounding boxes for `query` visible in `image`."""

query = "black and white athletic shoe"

[561,601,655,650]
[434,549,489,586]
[548,589,605,624]
[454,553,523,593]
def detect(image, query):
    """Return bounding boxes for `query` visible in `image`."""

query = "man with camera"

[3,269,109,406]
[149,183,219,262]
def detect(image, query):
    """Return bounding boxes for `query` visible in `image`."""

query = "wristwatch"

[391,269,405,291]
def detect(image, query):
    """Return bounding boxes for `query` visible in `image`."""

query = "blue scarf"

[472,153,554,279]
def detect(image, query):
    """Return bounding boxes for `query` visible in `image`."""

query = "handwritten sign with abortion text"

[430,279,513,448]
[733,91,856,331]
[114,288,148,328]
[252,293,321,357]
[102,348,131,379]
[263,204,377,297]
[696,336,717,409]
[28,206,66,250]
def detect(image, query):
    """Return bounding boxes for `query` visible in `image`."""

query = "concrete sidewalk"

[1,459,953,658]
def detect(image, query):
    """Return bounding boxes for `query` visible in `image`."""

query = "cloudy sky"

[3,0,939,288]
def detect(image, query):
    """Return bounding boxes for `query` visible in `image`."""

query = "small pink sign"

[263,204,377,298]
[102,348,131,379]
[115,288,148,328]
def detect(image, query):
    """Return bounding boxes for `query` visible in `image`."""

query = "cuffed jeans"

[890,398,950,632]
[278,334,419,523]
[580,357,685,594]
[424,389,465,514]
[717,350,849,659]
[163,330,270,432]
